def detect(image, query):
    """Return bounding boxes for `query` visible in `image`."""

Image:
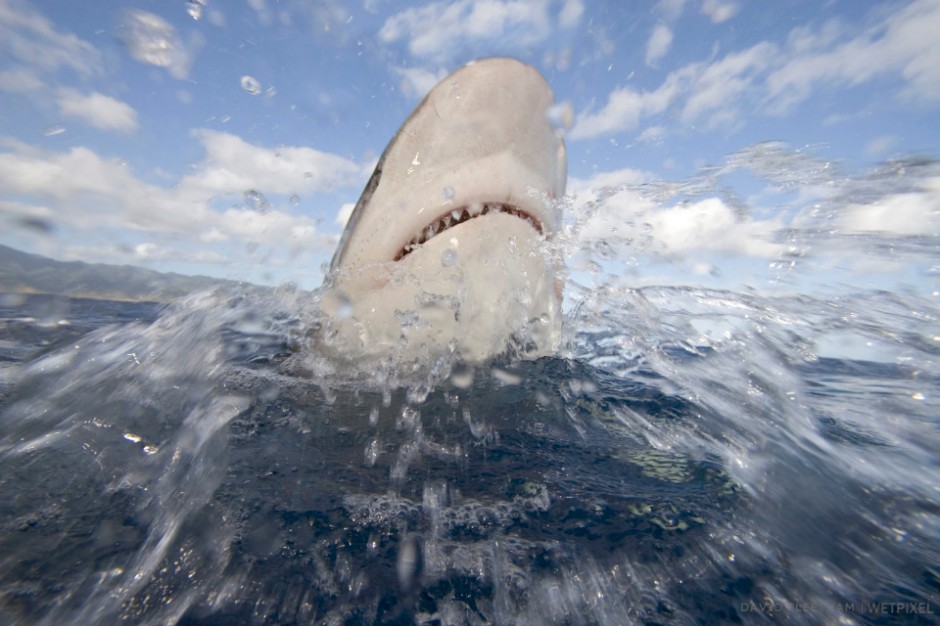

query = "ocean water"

[1,154,939,625]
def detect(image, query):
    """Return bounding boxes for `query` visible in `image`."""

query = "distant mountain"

[0,244,261,301]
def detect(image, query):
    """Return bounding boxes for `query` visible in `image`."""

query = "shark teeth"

[394,203,543,261]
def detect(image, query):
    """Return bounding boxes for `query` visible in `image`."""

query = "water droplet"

[399,406,419,429]
[120,10,183,69]
[364,439,379,466]
[441,248,457,267]
[396,537,421,591]
[546,102,574,132]
[395,310,425,333]
[442,186,455,204]
[243,189,270,212]
[123,432,142,443]
[241,75,261,95]
[335,294,352,320]
[42,124,65,137]
[407,152,420,174]
[492,367,522,386]
[186,0,206,21]
[21,216,54,234]
[323,290,352,320]
[450,364,474,389]
[265,86,277,98]
[0,293,26,307]
[593,240,614,260]
[289,194,300,206]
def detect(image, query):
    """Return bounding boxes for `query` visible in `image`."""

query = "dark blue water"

[0,290,937,625]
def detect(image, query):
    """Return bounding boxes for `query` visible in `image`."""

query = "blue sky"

[1,0,939,292]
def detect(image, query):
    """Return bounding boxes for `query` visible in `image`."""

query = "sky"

[1,0,939,294]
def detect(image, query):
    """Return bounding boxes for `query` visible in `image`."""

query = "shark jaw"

[394,202,543,262]
[316,58,567,366]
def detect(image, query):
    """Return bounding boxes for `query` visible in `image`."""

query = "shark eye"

[394,203,543,261]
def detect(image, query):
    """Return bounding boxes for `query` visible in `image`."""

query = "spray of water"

[1,145,938,624]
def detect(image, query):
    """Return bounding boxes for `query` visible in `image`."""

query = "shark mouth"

[394,203,543,261]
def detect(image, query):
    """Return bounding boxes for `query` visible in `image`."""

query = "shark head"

[318,58,567,365]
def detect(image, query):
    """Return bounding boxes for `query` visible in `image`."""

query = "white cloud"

[63,243,232,268]
[192,250,230,264]
[865,135,898,157]
[0,198,55,231]
[645,24,673,67]
[679,42,776,127]
[701,0,740,24]
[0,145,140,201]
[56,89,139,134]
[568,167,649,199]
[0,0,100,77]
[765,0,940,112]
[200,228,228,243]
[638,126,667,144]
[0,68,45,93]
[784,19,843,56]
[569,70,689,139]
[657,0,687,21]
[643,197,783,256]
[248,0,271,26]
[558,0,584,28]
[179,129,361,198]
[219,207,318,243]
[0,144,213,235]
[134,242,165,259]
[207,9,226,27]
[0,132,367,278]
[391,65,448,99]
[573,41,774,139]
[572,0,940,141]
[577,188,784,258]
[379,0,554,62]
[838,180,940,236]
[335,202,356,227]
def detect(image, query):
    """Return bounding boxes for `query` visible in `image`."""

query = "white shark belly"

[316,58,567,365]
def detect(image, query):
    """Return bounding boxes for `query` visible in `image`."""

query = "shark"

[317,58,567,365]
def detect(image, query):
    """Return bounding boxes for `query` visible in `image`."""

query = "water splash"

[1,146,938,624]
